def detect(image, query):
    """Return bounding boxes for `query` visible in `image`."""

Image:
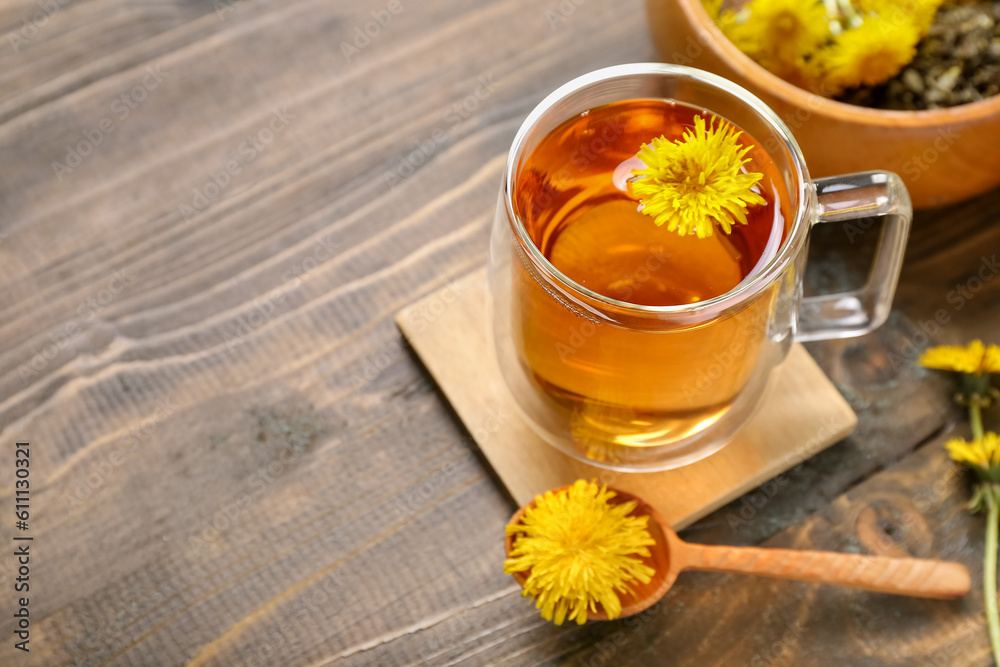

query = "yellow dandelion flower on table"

[921,340,1000,375]
[947,433,1000,481]
[947,434,996,469]
[504,480,655,625]
[631,115,766,239]
[814,17,920,93]
[986,345,1000,374]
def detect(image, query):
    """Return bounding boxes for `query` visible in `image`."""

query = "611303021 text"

[13,441,31,653]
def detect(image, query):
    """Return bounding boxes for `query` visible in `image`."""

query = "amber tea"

[509,99,792,452]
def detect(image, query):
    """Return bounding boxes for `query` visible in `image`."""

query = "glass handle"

[795,171,912,342]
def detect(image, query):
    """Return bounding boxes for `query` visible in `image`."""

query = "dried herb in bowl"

[838,1,1000,110]
[704,0,1000,110]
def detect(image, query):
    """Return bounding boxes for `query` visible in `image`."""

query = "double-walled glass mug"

[488,63,911,472]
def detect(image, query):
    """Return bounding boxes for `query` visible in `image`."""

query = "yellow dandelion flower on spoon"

[504,480,655,625]
[631,114,766,238]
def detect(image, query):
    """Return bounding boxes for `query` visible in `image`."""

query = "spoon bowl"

[505,486,971,620]
[504,487,676,620]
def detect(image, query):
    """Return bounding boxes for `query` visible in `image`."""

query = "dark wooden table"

[1,0,998,664]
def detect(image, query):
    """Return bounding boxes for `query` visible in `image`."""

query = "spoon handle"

[677,543,970,599]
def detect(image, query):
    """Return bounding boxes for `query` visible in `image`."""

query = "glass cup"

[487,63,911,472]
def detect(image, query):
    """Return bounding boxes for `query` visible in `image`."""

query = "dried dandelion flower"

[703,0,939,95]
[812,16,920,93]
[719,0,831,79]
[504,480,656,625]
[852,0,944,35]
[631,115,765,238]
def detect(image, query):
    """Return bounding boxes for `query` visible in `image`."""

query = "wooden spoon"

[504,487,971,620]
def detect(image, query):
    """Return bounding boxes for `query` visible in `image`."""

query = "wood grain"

[397,268,857,530]
[0,0,996,664]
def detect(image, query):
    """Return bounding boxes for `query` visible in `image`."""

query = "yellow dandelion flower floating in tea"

[504,480,655,625]
[813,17,920,93]
[920,340,1000,375]
[631,115,766,239]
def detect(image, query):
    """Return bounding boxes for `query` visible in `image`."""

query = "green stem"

[972,401,985,441]
[986,490,1000,667]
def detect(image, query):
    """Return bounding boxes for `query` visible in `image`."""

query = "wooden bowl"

[646,0,1000,209]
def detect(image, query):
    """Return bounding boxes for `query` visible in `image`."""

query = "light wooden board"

[396,268,858,529]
